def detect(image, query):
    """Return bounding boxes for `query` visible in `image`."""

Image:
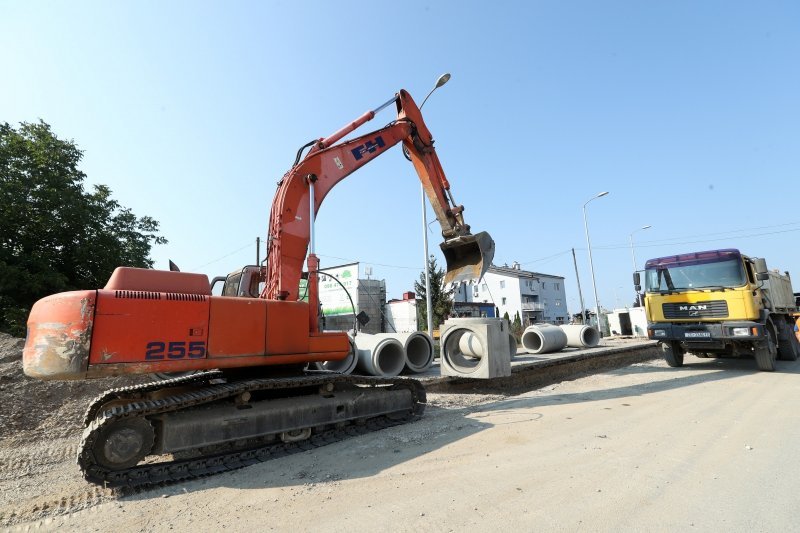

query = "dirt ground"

[0,333,149,526]
[3,333,799,531]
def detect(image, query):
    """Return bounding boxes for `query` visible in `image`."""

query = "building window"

[555,299,562,306]
[499,280,505,289]
[502,297,507,305]
[473,287,479,296]
[542,282,546,289]
[556,283,560,290]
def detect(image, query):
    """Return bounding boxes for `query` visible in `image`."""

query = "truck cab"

[636,249,799,371]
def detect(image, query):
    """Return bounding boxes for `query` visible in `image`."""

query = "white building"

[453,263,569,325]
[385,292,419,333]
[607,307,648,337]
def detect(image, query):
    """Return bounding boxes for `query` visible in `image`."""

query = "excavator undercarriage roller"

[441,231,495,285]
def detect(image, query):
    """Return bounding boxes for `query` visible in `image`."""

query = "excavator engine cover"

[441,231,495,285]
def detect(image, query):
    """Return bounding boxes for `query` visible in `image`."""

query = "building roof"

[487,264,565,280]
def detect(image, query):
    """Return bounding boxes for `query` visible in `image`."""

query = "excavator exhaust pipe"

[441,231,495,285]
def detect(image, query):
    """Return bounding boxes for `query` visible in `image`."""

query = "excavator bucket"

[441,231,495,285]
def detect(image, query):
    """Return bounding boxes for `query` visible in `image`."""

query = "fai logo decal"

[351,136,386,160]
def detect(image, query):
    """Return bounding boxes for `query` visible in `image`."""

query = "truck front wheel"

[754,324,778,371]
[662,341,684,367]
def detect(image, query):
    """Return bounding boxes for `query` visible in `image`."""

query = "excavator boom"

[264,89,494,302]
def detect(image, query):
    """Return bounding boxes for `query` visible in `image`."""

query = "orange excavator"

[23,89,494,487]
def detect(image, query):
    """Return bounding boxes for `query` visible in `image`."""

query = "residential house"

[453,262,568,325]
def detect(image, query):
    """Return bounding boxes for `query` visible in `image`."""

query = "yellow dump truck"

[634,249,800,371]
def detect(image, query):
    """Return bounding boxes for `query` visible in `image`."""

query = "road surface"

[7,355,800,531]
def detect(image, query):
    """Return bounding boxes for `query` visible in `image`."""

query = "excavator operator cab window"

[218,266,262,298]
[221,272,242,297]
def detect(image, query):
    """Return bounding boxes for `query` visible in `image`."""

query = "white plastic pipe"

[521,324,568,354]
[353,333,406,377]
[559,324,600,348]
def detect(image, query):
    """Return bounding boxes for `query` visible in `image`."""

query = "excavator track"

[83,370,225,426]
[78,374,426,488]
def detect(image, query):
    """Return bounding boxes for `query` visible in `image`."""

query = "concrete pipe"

[521,324,568,354]
[310,336,357,374]
[353,333,406,377]
[441,328,486,374]
[387,332,434,374]
[559,324,600,348]
[440,318,512,378]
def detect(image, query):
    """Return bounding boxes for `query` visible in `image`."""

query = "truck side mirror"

[754,258,769,280]
[633,272,640,286]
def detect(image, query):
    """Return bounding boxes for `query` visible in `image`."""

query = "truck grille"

[662,300,728,319]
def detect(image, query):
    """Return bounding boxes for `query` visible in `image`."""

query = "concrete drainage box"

[439,318,511,379]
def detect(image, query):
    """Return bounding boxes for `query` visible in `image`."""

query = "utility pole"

[572,248,586,324]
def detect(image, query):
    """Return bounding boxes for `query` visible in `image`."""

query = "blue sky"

[3,1,799,314]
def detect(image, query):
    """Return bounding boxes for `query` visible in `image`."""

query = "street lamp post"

[419,73,451,336]
[583,191,609,334]
[629,225,651,272]
[629,225,651,306]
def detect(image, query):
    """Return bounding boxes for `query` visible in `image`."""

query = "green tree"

[511,311,523,341]
[414,255,454,330]
[0,121,167,335]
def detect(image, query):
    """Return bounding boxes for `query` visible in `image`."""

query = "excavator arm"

[263,89,494,302]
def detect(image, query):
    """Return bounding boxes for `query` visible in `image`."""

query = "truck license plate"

[685,331,711,338]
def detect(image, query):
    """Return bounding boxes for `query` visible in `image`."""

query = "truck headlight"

[652,329,666,338]
[731,327,750,336]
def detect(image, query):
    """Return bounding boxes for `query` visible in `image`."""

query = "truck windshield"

[645,258,746,292]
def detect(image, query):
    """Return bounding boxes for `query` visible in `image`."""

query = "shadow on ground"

[119,357,799,501]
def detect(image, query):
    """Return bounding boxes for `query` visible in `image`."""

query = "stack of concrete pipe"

[520,323,601,354]
[559,324,600,348]
[310,331,434,377]
[350,332,435,377]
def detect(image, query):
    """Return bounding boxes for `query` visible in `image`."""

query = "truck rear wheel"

[776,319,800,362]
[754,324,778,371]
[662,341,684,367]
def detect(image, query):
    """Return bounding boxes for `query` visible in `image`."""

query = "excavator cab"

[441,231,495,285]
[212,265,263,297]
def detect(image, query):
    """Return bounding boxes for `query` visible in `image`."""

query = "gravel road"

[4,345,799,532]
